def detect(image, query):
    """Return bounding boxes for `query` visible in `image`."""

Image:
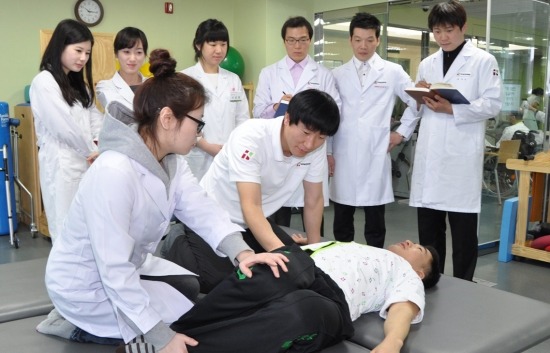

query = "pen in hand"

[280,91,293,103]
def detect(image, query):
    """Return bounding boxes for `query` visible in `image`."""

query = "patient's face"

[387,240,433,278]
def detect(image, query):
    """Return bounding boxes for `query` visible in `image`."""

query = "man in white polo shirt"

[200,89,339,253]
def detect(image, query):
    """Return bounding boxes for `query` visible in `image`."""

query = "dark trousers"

[332,202,386,248]
[170,245,354,353]
[271,206,295,227]
[69,327,123,346]
[270,207,325,238]
[165,218,296,293]
[165,230,235,294]
[417,207,478,281]
[242,217,297,253]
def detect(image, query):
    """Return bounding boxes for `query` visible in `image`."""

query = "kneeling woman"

[41,49,297,352]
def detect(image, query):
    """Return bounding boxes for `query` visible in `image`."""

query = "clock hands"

[83,7,98,14]
[75,0,103,25]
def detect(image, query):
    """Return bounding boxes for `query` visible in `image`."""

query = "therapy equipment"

[0,102,20,247]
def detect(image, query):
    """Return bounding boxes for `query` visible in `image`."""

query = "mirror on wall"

[315,0,550,246]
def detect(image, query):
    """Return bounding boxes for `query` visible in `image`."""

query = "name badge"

[230,91,242,102]
[456,72,471,81]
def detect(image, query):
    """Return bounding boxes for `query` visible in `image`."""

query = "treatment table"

[2,254,550,352]
[351,275,550,353]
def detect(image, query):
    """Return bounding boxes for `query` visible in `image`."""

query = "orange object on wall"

[530,172,545,222]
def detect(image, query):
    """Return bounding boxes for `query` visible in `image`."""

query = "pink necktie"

[291,63,303,87]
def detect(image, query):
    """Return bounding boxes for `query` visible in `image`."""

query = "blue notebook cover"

[274,100,289,117]
[405,85,470,105]
[432,88,470,104]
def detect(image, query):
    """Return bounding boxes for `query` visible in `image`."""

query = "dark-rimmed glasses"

[185,114,206,134]
[285,37,310,46]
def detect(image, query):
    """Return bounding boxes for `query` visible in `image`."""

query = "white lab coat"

[253,55,342,118]
[330,54,419,206]
[30,70,102,241]
[182,63,250,180]
[96,71,147,110]
[253,55,341,207]
[410,41,502,213]
[45,147,244,342]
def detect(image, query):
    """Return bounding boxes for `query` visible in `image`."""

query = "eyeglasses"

[185,114,206,134]
[285,37,310,46]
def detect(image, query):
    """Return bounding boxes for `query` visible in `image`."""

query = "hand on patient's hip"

[238,252,289,279]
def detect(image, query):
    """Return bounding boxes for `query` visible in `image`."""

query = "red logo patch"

[241,149,254,160]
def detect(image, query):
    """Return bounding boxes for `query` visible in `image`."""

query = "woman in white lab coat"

[40,49,288,352]
[182,19,249,180]
[96,27,149,110]
[30,19,103,242]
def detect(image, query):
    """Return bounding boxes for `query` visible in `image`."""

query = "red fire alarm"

[165,2,174,14]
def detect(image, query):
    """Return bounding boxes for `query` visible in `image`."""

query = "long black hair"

[39,19,95,107]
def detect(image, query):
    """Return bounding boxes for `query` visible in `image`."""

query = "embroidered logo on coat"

[241,149,254,160]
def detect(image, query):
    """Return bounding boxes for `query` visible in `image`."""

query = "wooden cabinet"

[13,104,49,236]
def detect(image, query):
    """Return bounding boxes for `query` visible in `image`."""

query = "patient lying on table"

[167,235,440,353]
[304,241,439,352]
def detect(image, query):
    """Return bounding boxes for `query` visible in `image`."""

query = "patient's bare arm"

[371,301,419,353]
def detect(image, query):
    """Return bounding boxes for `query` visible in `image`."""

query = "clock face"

[75,0,103,27]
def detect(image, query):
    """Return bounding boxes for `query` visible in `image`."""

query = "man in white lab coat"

[253,16,341,119]
[253,16,341,228]
[410,0,502,281]
[329,12,419,248]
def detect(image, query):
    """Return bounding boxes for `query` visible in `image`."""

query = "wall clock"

[74,0,104,27]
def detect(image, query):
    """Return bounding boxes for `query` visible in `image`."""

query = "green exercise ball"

[220,46,245,79]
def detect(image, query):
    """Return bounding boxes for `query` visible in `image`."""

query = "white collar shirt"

[200,116,327,227]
